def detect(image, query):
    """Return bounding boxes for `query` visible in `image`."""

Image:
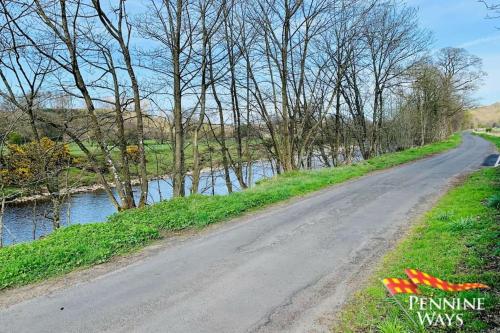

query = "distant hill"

[467,102,500,128]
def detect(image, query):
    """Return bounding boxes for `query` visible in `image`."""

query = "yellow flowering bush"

[5,137,70,186]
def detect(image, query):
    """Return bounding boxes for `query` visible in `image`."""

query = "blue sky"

[408,0,500,105]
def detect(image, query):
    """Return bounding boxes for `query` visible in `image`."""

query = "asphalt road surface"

[0,133,496,333]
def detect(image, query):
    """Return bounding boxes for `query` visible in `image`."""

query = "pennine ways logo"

[382,268,489,328]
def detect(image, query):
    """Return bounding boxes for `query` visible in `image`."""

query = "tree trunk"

[209,41,233,193]
[191,129,202,194]
[223,10,246,189]
[280,12,293,172]
[172,0,185,197]
[93,0,148,207]
[191,7,208,194]
[51,194,61,230]
[211,81,233,194]
[0,196,4,248]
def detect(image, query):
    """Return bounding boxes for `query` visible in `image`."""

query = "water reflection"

[2,161,276,246]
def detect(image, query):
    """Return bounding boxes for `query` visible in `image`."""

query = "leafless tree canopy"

[481,0,500,19]
[0,0,485,215]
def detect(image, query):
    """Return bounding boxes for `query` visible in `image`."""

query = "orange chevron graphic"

[404,269,489,292]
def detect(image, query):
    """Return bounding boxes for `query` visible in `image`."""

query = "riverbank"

[0,134,461,291]
[332,134,499,332]
[4,138,268,202]
[8,160,255,204]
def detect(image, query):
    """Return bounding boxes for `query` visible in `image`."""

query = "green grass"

[0,134,461,291]
[67,137,264,175]
[332,135,499,333]
[5,138,266,196]
[0,222,158,288]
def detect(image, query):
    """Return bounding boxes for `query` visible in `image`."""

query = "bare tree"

[363,2,429,155]
[0,0,484,229]
[0,1,70,226]
[137,0,199,197]
[5,0,152,210]
[91,0,149,207]
[480,0,500,20]
[190,0,223,194]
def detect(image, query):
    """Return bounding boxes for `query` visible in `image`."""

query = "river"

[2,161,280,246]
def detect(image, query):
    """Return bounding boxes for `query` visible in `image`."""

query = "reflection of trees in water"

[2,161,275,246]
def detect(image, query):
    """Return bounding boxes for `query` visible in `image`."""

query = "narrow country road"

[0,133,495,333]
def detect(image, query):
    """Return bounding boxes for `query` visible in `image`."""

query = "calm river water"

[2,161,279,246]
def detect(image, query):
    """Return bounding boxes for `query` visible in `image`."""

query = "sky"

[126,0,499,106]
[408,0,500,106]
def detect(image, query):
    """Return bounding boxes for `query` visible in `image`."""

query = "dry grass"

[467,102,500,128]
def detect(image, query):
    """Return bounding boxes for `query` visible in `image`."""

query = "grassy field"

[67,138,264,172]
[67,138,263,173]
[4,138,266,197]
[0,134,461,291]
[332,134,499,332]
[467,102,500,128]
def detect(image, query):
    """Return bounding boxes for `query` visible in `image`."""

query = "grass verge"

[332,134,499,333]
[0,134,461,291]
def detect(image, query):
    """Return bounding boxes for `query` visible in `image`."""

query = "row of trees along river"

[0,0,484,246]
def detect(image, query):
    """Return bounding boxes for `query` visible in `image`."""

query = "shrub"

[5,137,70,186]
